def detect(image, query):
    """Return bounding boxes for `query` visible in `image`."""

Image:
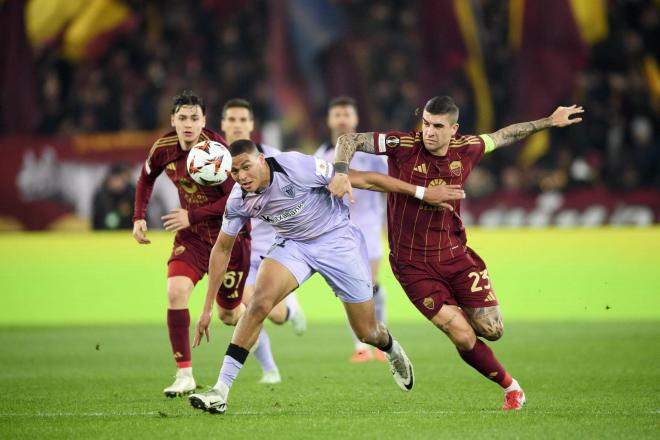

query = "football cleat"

[258,369,282,384]
[189,382,229,414]
[290,308,307,336]
[502,389,526,410]
[384,340,414,391]
[163,370,196,398]
[350,349,374,363]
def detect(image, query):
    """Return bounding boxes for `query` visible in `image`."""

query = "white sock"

[177,366,193,377]
[504,378,521,393]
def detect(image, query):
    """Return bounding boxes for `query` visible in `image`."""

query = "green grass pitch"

[1,228,658,439]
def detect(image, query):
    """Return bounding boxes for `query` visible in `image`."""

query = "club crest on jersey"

[423,297,435,310]
[385,136,400,148]
[174,246,186,256]
[281,184,295,198]
[449,160,463,176]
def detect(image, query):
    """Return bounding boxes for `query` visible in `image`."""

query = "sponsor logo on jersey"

[174,246,186,256]
[423,297,435,310]
[179,178,199,194]
[260,202,305,224]
[281,184,296,198]
[449,160,463,176]
[485,292,497,302]
[385,136,400,148]
[413,163,428,174]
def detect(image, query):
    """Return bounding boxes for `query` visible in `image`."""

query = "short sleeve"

[276,152,334,187]
[220,189,249,237]
[372,131,419,157]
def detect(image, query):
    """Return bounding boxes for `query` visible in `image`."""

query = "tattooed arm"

[333,132,376,174]
[487,105,584,150]
[329,132,375,202]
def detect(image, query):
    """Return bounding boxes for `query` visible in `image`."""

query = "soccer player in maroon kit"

[132,91,251,397]
[329,96,584,410]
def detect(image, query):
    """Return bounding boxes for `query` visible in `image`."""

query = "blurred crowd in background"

[3,0,659,201]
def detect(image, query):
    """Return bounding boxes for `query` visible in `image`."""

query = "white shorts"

[264,223,373,303]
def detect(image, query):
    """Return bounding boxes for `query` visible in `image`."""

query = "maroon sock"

[167,309,191,368]
[458,339,512,388]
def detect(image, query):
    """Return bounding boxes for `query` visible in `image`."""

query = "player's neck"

[426,143,450,157]
[179,137,196,151]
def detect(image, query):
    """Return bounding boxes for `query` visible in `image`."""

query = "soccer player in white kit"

[316,97,388,363]
[188,140,465,414]
[220,98,306,385]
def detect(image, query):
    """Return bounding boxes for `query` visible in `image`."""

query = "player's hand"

[162,208,190,232]
[328,173,354,203]
[423,184,465,211]
[193,311,212,347]
[549,105,584,127]
[132,220,151,244]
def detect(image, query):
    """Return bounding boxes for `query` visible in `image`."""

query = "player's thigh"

[429,304,477,350]
[448,249,502,339]
[251,258,299,314]
[215,234,251,311]
[389,257,457,320]
[316,224,373,303]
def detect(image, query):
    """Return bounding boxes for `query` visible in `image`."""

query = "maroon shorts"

[167,230,250,310]
[389,247,498,320]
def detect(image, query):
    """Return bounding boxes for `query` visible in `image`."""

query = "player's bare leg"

[242,284,281,384]
[189,259,297,414]
[348,260,386,362]
[464,305,504,341]
[344,300,413,391]
[164,276,196,397]
[431,304,524,410]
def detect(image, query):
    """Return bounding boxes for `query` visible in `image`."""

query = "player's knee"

[218,308,239,326]
[167,286,189,307]
[450,328,477,351]
[247,297,275,321]
[480,323,504,341]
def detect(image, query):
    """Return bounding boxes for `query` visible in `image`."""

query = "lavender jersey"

[316,142,388,259]
[222,152,372,302]
[250,143,280,259]
[222,152,349,240]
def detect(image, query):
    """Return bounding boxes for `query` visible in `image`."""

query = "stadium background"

[0,1,658,438]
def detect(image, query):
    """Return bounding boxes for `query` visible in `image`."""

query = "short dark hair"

[423,96,459,122]
[229,139,259,157]
[222,98,253,119]
[171,90,205,115]
[328,96,357,112]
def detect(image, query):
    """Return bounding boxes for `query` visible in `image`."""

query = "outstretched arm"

[329,132,375,202]
[349,169,465,210]
[193,231,237,347]
[487,105,584,150]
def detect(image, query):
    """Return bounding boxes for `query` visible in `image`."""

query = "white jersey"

[315,142,388,231]
[222,152,349,241]
[250,143,280,257]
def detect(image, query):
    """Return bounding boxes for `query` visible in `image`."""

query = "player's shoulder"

[226,182,246,207]
[201,128,228,146]
[146,130,179,161]
[449,133,483,149]
[258,143,280,157]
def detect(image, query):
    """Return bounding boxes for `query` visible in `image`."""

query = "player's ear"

[170,114,175,128]
[452,123,459,135]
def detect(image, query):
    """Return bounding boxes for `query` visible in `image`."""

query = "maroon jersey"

[133,128,246,245]
[373,131,486,263]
